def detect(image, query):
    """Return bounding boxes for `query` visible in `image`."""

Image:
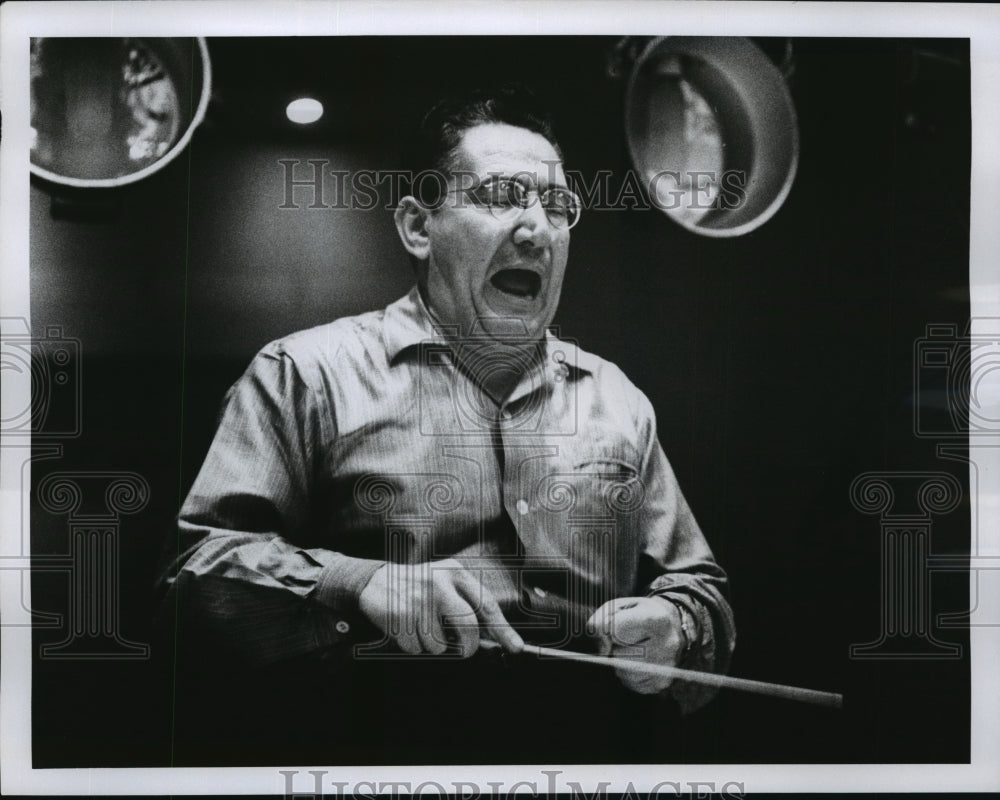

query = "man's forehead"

[454,122,565,184]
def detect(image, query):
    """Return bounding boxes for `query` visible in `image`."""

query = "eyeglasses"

[463,177,582,230]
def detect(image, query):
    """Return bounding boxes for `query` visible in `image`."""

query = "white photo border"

[2,0,999,794]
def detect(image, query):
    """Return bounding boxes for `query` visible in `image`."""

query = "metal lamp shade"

[30,37,211,188]
[626,36,799,237]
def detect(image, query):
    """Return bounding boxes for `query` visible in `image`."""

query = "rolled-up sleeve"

[160,345,382,666]
[632,393,736,713]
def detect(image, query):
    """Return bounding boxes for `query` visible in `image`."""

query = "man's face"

[422,122,571,344]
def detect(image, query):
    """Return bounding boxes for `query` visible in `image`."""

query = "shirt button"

[516,499,529,516]
[533,586,547,599]
[335,620,350,634]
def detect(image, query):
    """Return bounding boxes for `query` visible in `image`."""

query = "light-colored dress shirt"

[163,286,735,713]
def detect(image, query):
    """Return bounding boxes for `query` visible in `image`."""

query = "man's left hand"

[586,596,685,694]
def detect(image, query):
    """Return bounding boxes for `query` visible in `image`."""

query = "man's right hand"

[358,557,523,657]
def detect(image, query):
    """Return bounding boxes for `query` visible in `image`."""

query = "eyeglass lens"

[479,179,581,229]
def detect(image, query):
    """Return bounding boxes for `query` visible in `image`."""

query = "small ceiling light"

[286,97,323,125]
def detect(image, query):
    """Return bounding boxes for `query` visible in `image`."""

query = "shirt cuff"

[312,555,385,612]
[653,592,720,713]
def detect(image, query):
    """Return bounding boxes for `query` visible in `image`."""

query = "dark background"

[29,36,971,766]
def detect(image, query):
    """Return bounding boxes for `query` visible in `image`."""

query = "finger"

[606,600,660,638]
[381,562,422,653]
[437,589,480,658]
[407,562,448,654]
[453,571,523,653]
[612,660,672,694]
[395,626,422,655]
[387,592,421,654]
[611,621,653,651]
[416,604,449,655]
[616,667,651,689]
[610,635,665,670]
[585,602,618,656]
[620,673,670,694]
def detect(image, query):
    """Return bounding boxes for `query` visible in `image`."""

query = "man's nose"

[511,199,555,248]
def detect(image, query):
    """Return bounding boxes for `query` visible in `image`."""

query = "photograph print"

[3,3,997,794]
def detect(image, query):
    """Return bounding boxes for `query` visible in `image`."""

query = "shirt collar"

[382,285,594,379]
[382,286,445,364]
[542,328,596,378]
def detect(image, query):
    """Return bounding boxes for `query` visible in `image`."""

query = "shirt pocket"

[560,427,645,515]
[518,432,646,601]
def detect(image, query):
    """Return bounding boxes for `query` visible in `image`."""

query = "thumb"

[585,603,615,657]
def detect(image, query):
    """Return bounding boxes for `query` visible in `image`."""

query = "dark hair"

[405,84,563,206]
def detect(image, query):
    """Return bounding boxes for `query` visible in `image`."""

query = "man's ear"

[394,196,432,261]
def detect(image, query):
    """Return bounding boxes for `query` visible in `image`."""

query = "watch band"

[668,599,698,664]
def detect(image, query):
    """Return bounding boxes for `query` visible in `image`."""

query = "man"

[162,86,734,765]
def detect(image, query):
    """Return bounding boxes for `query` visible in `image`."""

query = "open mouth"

[489,269,542,299]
